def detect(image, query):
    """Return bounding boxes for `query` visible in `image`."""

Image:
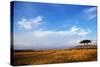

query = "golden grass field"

[13,48,97,66]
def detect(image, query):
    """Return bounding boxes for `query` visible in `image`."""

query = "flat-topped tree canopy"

[80,40,91,45]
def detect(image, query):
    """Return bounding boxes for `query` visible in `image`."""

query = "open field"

[12,47,97,66]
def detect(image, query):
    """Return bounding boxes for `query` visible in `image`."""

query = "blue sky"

[12,1,97,50]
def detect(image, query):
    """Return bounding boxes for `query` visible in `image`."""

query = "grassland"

[12,46,97,66]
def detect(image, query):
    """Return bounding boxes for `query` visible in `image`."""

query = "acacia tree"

[80,40,91,45]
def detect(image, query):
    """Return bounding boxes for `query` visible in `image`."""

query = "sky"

[12,1,97,50]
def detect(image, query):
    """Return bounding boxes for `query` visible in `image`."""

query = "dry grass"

[13,48,97,66]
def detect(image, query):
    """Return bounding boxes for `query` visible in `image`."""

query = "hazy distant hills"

[14,45,97,52]
[72,45,97,49]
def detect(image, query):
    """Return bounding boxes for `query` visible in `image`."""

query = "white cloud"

[84,7,96,13]
[18,16,43,30]
[14,26,91,50]
[78,29,91,36]
[70,26,79,32]
[83,7,97,21]
[87,13,97,21]
[32,26,90,37]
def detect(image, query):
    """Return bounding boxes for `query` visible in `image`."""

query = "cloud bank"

[14,21,91,50]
